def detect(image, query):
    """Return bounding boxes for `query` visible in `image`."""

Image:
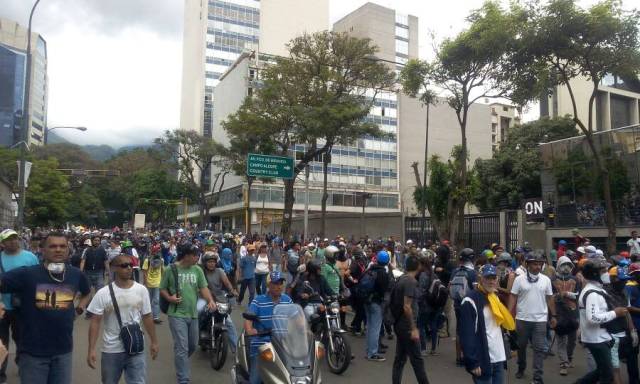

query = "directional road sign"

[246,153,294,179]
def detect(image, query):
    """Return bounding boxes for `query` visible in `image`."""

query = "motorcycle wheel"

[210,333,228,370]
[326,333,351,374]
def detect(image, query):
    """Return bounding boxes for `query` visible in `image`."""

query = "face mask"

[600,273,611,285]
[558,264,573,276]
[47,263,66,274]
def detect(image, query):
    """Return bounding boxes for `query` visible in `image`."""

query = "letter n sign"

[522,198,544,221]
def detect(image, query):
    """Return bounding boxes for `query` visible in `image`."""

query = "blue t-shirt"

[248,293,293,356]
[240,255,256,280]
[0,264,90,357]
[626,283,640,331]
[0,250,40,310]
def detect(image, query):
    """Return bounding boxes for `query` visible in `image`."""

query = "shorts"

[611,335,621,368]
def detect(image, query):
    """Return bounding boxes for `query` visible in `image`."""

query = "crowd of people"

[1,226,640,383]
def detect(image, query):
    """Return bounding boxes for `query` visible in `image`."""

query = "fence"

[548,200,640,228]
[0,203,15,229]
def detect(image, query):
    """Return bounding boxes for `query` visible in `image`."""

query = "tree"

[222,31,395,240]
[473,117,578,211]
[400,59,438,244]
[155,129,227,226]
[416,2,527,245]
[25,158,71,227]
[512,0,640,253]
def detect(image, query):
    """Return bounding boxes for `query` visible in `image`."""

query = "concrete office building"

[540,74,640,130]
[0,18,48,147]
[490,102,520,151]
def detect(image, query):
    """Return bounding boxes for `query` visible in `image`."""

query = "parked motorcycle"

[231,303,322,384]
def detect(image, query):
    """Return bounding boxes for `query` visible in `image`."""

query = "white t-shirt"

[483,306,506,363]
[256,254,270,274]
[87,282,152,353]
[628,238,640,256]
[510,273,552,322]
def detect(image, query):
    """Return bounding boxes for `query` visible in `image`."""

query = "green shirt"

[160,264,207,319]
[315,248,326,265]
[321,263,340,294]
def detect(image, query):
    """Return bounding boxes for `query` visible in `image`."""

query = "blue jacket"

[459,290,506,380]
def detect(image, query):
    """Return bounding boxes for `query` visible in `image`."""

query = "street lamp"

[17,0,42,230]
[44,126,88,144]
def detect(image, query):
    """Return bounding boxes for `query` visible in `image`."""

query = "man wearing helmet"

[508,250,557,383]
[362,251,391,362]
[450,247,477,366]
[321,246,346,326]
[552,256,579,376]
[576,259,629,384]
[292,260,334,322]
[495,252,515,306]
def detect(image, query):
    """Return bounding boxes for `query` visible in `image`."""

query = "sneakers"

[515,370,525,379]
[153,319,163,324]
[559,367,568,376]
[429,350,440,356]
[421,349,428,356]
[367,354,386,362]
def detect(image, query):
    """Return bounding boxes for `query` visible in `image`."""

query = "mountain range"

[47,132,152,161]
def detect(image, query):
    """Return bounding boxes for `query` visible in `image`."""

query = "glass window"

[395,13,408,26]
[395,40,409,55]
[395,26,408,39]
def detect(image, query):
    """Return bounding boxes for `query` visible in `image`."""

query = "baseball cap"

[406,239,413,245]
[84,239,92,246]
[577,246,585,254]
[480,264,497,277]
[269,271,286,283]
[0,229,18,242]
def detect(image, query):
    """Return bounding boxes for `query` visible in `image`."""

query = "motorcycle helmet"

[202,252,218,262]
[582,258,609,282]
[525,250,545,263]
[306,260,321,275]
[459,248,475,261]
[496,252,513,265]
[325,245,340,259]
[377,250,390,265]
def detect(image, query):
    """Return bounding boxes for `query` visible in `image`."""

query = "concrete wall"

[259,0,329,57]
[179,0,207,136]
[273,212,402,240]
[398,95,492,213]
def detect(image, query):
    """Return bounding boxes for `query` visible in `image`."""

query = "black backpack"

[160,264,180,314]
[580,289,626,334]
[427,278,449,308]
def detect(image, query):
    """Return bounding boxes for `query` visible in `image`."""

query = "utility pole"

[16,0,42,230]
[303,165,310,243]
[360,192,372,240]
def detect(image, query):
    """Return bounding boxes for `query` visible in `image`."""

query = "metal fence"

[405,213,502,251]
[504,210,520,253]
[0,203,15,229]
[548,200,640,228]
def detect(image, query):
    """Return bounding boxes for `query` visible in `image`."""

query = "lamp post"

[16,0,42,230]
[44,126,88,144]
[359,191,372,239]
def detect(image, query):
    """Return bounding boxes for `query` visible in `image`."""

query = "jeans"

[557,330,576,367]
[516,320,547,382]
[418,310,442,352]
[270,263,281,273]
[392,323,429,384]
[239,278,256,305]
[101,352,146,384]
[577,341,614,384]
[86,270,105,292]
[255,273,268,295]
[472,362,505,384]
[18,352,73,384]
[169,316,199,384]
[148,287,160,320]
[303,303,323,322]
[365,302,383,357]
[0,310,19,378]
[249,355,260,384]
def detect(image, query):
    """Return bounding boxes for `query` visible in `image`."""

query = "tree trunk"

[281,178,296,241]
[246,177,253,235]
[320,149,331,239]
[455,108,469,249]
[199,189,207,227]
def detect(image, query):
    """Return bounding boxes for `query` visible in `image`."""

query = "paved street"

[2,303,601,384]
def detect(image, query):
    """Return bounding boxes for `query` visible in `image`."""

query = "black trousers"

[392,323,429,384]
[624,342,640,384]
[350,297,366,331]
[577,341,614,384]
[0,310,20,378]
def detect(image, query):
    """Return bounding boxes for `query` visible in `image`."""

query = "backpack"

[580,289,626,335]
[449,267,472,303]
[355,268,377,299]
[427,278,449,308]
[160,264,180,314]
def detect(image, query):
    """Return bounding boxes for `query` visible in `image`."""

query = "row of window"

[395,39,409,56]
[208,5,259,27]
[249,186,399,209]
[205,71,223,79]
[207,34,256,52]
[395,12,409,27]
[306,163,398,178]
[206,42,244,54]
[210,0,259,14]
[208,29,259,44]
[208,15,258,29]
[208,20,258,38]
[206,56,234,67]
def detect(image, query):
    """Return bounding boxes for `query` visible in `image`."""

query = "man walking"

[87,254,159,383]
[390,255,429,384]
[142,245,164,324]
[238,244,257,305]
[365,250,390,362]
[508,251,557,383]
[81,236,109,294]
[0,232,91,384]
[160,245,217,384]
[0,229,39,383]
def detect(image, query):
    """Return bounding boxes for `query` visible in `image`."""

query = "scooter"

[231,303,323,384]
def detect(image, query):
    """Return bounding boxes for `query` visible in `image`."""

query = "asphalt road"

[3,304,608,383]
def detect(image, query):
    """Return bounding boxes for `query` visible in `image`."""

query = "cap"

[585,245,597,254]
[84,239,92,246]
[206,239,215,246]
[269,271,286,283]
[621,251,631,258]
[577,246,585,254]
[595,249,604,257]
[480,264,497,277]
[0,229,18,242]
[406,239,413,244]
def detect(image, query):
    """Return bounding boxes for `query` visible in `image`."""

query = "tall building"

[540,75,640,131]
[490,102,520,151]
[0,18,48,147]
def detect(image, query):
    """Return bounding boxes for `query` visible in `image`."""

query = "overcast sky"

[2,0,605,147]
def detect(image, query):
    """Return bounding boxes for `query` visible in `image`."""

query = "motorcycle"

[199,294,234,370]
[231,303,323,384]
[308,293,351,375]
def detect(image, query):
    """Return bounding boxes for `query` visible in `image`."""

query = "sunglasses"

[115,263,133,269]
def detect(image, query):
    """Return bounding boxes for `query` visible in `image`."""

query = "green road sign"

[247,153,294,179]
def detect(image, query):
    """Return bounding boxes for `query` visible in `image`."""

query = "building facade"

[490,102,520,151]
[0,18,48,147]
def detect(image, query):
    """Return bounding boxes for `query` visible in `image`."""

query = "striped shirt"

[248,293,293,356]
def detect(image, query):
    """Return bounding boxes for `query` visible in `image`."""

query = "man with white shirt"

[87,254,159,384]
[508,251,557,384]
[576,259,628,384]
[628,231,640,259]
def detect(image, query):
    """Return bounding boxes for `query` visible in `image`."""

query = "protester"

[624,262,640,384]
[80,236,109,295]
[508,251,557,383]
[363,250,390,362]
[255,244,270,295]
[142,245,164,324]
[0,232,90,384]
[269,239,283,273]
[390,255,429,384]
[552,256,579,376]
[87,254,159,384]
[238,244,257,305]
[159,244,216,384]
[460,264,515,384]
[450,248,477,365]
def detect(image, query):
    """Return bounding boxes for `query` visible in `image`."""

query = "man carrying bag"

[87,254,159,384]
